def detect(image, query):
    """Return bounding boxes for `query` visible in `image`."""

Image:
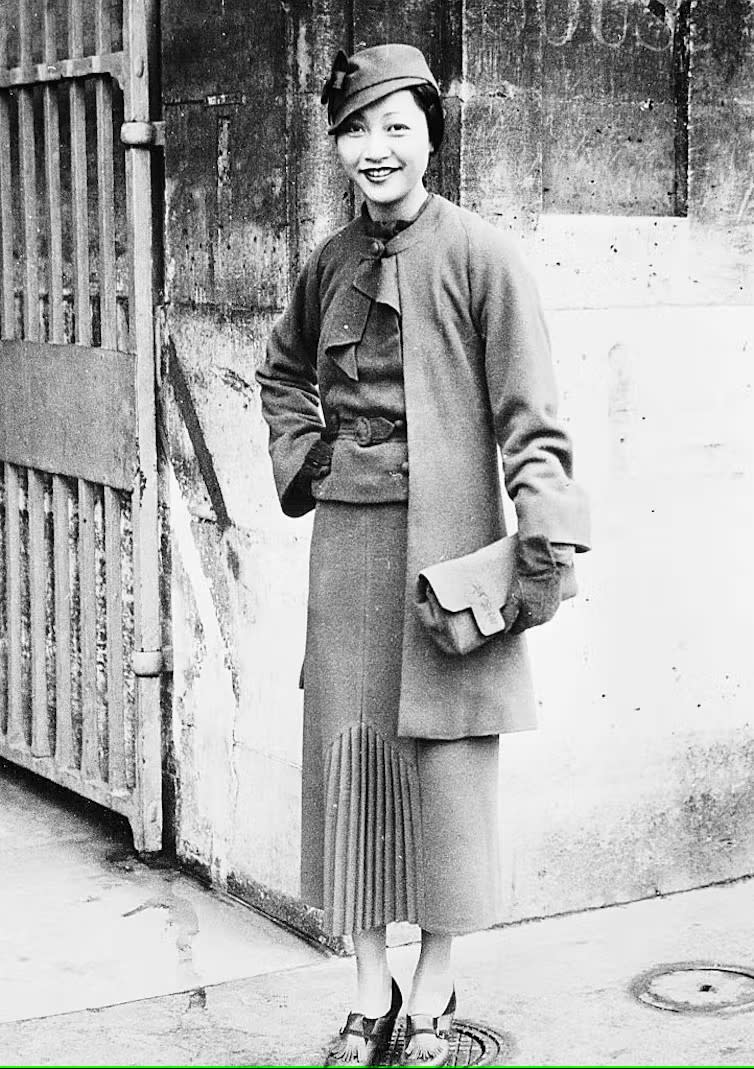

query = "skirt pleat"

[354,726,368,927]
[373,732,385,924]
[399,757,417,923]
[382,735,397,922]
[323,722,423,933]
[363,727,376,926]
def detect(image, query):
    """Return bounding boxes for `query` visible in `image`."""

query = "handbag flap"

[418,536,518,637]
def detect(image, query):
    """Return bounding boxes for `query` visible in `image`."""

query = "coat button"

[400,461,409,475]
[369,240,385,257]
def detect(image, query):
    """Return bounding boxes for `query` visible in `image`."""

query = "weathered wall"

[160,0,754,931]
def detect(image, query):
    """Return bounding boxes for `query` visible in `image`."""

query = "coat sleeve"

[256,245,327,517]
[468,223,591,551]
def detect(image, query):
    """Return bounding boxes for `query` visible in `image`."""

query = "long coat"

[257,194,590,740]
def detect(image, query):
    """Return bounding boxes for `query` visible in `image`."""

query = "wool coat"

[257,194,591,741]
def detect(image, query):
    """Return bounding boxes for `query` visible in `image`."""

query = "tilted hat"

[321,44,439,134]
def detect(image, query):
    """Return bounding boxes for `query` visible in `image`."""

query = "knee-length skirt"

[301,501,503,937]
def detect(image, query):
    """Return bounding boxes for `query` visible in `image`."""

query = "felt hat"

[321,44,439,134]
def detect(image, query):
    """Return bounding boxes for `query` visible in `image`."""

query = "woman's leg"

[326,926,399,1065]
[353,926,393,1016]
[401,931,455,1065]
[406,930,454,1014]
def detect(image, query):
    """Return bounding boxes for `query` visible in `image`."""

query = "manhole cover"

[383,1018,514,1066]
[632,962,754,1015]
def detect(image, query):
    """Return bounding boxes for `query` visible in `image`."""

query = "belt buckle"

[354,416,372,446]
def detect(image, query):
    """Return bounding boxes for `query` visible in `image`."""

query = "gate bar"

[5,465,24,749]
[18,0,40,343]
[19,90,40,341]
[43,8,68,769]
[69,0,91,347]
[43,0,65,345]
[16,19,48,759]
[53,477,73,768]
[95,0,117,350]
[0,54,126,91]
[29,470,51,756]
[105,487,126,789]
[78,478,99,781]
[0,8,14,340]
[123,0,162,852]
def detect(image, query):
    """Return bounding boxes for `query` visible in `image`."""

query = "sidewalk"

[2,760,754,1066]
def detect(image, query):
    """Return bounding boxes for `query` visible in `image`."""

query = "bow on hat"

[321,49,350,125]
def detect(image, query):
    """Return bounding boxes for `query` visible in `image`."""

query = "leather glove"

[501,535,564,635]
[299,438,333,478]
[282,437,333,517]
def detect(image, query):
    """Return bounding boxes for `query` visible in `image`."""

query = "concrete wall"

[159,0,754,932]
[505,213,754,918]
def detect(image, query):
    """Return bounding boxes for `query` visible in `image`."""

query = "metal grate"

[383,1018,515,1067]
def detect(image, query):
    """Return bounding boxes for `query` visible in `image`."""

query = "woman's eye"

[388,123,409,133]
[343,123,365,135]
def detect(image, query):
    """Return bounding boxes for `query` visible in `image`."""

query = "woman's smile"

[361,166,399,182]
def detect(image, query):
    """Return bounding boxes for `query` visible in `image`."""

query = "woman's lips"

[361,167,397,181]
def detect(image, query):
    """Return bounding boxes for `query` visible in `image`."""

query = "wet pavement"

[2,758,754,1066]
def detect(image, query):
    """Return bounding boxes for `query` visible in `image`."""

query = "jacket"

[257,194,591,739]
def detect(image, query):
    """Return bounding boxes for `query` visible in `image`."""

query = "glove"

[299,438,333,478]
[282,437,333,517]
[501,535,564,635]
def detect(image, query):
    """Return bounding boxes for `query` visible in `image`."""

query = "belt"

[325,415,407,447]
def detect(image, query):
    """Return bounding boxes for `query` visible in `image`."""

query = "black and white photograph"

[1,1,753,1065]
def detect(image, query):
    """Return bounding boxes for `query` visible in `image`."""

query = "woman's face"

[335,89,431,221]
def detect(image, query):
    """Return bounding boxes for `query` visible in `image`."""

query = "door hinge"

[121,120,165,149]
[133,647,173,677]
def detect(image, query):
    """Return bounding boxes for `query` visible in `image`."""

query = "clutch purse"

[415,534,577,656]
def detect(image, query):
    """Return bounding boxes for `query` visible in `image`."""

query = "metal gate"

[0,0,162,850]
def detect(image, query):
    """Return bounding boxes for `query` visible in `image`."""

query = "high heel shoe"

[400,989,456,1067]
[324,977,403,1066]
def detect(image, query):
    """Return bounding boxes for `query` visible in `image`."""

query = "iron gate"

[0,0,162,850]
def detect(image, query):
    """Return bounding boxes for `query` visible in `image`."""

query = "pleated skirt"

[301,501,503,937]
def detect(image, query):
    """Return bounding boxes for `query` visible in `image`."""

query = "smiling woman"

[256,41,590,1068]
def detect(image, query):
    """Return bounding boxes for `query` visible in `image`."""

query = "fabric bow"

[320,48,350,121]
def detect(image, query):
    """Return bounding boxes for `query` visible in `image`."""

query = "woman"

[257,43,590,1067]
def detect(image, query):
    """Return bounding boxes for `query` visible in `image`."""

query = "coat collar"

[353,192,442,258]
[321,196,445,380]
[352,255,400,313]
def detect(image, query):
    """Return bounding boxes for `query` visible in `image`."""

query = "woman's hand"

[282,437,333,517]
[502,535,566,634]
[300,437,333,479]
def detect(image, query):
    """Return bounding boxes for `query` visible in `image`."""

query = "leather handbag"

[415,534,577,656]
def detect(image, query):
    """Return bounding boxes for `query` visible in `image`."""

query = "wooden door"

[0,0,162,851]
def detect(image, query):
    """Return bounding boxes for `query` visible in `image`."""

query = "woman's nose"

[363,132,389,160]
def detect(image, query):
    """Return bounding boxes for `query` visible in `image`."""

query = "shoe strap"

[341,1011,376,1040]
[405,989,456,1039]
[343,978,402,1038]
[406,1015,452,1039]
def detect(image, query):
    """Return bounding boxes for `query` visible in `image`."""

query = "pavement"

[2,760,754,1067]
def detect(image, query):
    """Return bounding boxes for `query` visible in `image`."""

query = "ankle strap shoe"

[325,978,403,1066]
[400,989,456,1067]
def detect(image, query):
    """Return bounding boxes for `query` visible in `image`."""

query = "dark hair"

[411,84,444,152]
